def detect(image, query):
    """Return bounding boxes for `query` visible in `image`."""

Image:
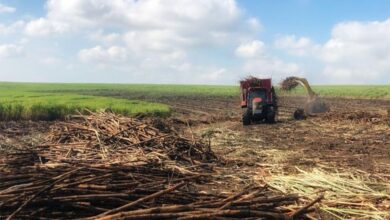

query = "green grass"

[0,82,389,120]
[1,82,239,97]
[73,84,390,100]
[2,82,389,99]
[0,83,170,120]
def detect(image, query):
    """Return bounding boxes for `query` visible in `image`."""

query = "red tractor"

[240,77,278,125]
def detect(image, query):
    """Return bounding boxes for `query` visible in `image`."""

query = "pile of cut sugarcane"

[0,111,322,219]
[280,77,300,91]
[1,162,318,219]
[38,111,217,165]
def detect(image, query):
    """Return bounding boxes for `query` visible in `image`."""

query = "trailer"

[240,77,277,125]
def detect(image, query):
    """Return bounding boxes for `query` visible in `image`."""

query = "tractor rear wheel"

[266,108,276,123]
[242,110,251,126]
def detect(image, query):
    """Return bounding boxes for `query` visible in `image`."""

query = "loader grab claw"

[281,76,329,116]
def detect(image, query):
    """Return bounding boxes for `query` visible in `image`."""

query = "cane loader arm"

[290,77,318,101]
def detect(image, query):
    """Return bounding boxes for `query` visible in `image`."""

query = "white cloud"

[123,30,193,52]
[40,57,63,66]
[274,35,319,56]
[89,31,121,45]
[235,40,264,58]
[320,19,390,83]
[246,17,262,32]
[25,18,69,36]
[25,0,242,37]
[0,3,15,13]
[0,44,23,58]
[22,0,254,57]
[78,46,127,63]
[200,68,226,81]
[6,0,310,84]
[0,21,25,35]
[242,57,301,79]
[236,39,302,79]
[23,0,257,83]
[3,0,390,84]
[274,18,390,83]
[18,38,30,44]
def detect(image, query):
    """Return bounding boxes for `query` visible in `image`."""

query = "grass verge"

[0,90,170,120]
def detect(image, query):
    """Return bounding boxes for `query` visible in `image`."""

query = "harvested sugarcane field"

[1,1,390,220]
[1,82,389,219]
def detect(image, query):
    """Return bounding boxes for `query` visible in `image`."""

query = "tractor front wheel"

[242,110,251,126]
[293,108,306,120]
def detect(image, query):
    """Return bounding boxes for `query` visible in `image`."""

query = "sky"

[0,0,390,85]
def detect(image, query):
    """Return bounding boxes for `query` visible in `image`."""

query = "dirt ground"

[163,96,390,185]
[1,95,389,180]
[1,95,389,219]
[1,95,389,183]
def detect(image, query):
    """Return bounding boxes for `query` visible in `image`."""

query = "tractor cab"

[247,88,267,114]
[247,88,267,107]
[240,77,277,125]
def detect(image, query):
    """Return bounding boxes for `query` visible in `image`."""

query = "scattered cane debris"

[0,111,322,219]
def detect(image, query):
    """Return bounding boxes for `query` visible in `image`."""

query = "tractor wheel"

[266,108,276,123]
[293,108,306,120]
[242,110,251,126]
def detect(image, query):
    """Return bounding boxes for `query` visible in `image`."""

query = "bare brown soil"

[163,96,390,182]
[1,96,389,181]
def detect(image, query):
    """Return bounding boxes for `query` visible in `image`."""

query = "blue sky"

[241,0,390,41]
[0,0,390,84]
